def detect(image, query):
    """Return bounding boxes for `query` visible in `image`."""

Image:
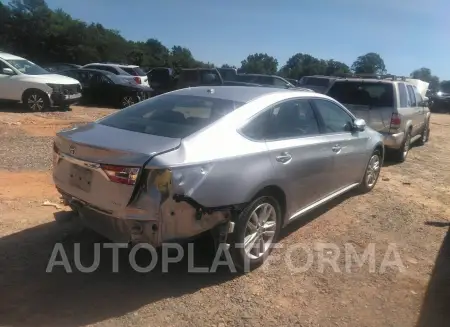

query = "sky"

[44,0,450,79]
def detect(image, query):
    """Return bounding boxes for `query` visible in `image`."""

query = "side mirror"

[353,118,366,131]
[2,68,14,75]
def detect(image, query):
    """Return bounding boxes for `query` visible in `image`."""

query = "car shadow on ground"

[0,191,355,327]
[416,222,450,327]
[0,102,72,113]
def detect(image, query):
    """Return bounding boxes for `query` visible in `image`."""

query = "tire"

[357,149,382,194]
[120,95,137,108]
[391,129,411,163]
[417,119,430,146]
[228,195,282,273]
[22,90,50,112]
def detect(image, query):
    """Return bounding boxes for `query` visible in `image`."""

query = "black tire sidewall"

[229,195,282,273]
[23,90,50,112]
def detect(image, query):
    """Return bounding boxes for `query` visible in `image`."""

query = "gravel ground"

[0,107,450,327]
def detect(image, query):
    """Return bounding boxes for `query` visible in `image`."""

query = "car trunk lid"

[53,123,180,212]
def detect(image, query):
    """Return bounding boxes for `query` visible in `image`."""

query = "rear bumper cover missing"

[380,131,405,149]
[57,168,233,247]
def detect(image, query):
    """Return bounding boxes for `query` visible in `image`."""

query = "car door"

[412,86,426,134]
[405,84,422,136]
[0,60,22,100]
[262,98,336,218]
[311,98,370,191]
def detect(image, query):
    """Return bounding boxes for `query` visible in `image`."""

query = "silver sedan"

[52,86,384,271]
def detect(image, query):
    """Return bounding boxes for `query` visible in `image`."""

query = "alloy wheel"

[243,203,277,260]
[366,154,381,188]
[403,133,411,158]
[122,96,135,107]
[28,94,45,111]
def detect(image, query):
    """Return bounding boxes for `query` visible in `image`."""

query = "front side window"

[327,81,394,108]
[98,94,245,138]
[6,59,49,75]
[312,99,353,133]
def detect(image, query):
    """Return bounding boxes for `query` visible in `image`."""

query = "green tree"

[278,53,327,79]
[240,53,278,74]
[325,59,351,76]
[351,52,387,74]
[410,68,440,91]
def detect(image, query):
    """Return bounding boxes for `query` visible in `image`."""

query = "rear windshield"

[98,94,245,138]
[121,67,146,76]
[300,77,331,87]
[327,81,394,107]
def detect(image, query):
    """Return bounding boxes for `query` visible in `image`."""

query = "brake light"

[134,76,141,84]
[101,164,140,185]
[390,113,401,130]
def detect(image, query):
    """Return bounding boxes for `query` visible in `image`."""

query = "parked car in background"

[298,75,337,93]
[0,52,82,111]
[53,85,384,272]
[116,64,150,87]
[81,63,149,87]
[59,68,152,108]
[236,73,295,89]
[147,67,177,95]
[176,68,261,89]
[326,75,430,162]
[217,67,238,81]
[41,63,82,72]
[285,78,301,87]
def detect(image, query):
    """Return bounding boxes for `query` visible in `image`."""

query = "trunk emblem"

[69,145,76,155]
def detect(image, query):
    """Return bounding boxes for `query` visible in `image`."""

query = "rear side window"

[406,85,417,107]
[398,83,408,107]
[327,81,394,108]
[122,67,146,76]
[98,94,245,138]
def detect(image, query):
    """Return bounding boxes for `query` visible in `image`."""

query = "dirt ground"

[0,106,450,327]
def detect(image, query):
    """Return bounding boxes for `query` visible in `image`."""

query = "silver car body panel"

[53,86,384,245]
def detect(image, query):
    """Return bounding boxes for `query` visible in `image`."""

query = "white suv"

[81,63,149,87]
[0,52,82,111]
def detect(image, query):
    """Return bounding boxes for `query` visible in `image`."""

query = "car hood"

[21,73,81,85]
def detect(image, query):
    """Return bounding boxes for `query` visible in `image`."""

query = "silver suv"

[326,76,431,162]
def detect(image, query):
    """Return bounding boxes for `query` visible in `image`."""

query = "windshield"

[122,67,146,76]
[6,59,49,75]
[98,94,245,138]
[327,81,394,107]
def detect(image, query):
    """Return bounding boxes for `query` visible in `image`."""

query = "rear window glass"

[300,77,331,87]
[122,67,146,76]
[327,81,394,107]
[98,94,245,138]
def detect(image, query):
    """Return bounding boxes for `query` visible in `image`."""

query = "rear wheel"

[357,149,382,193]
[391,130,411,163]
[22,90,50,112]
[120,95,137,108]
[417,119,430,146]
[229,196,281,273]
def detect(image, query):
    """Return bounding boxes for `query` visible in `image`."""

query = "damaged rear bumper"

[56,168,236,247]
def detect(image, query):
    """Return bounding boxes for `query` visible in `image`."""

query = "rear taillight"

[390,113,401,131]
[134,77,141,84]
[100,164,140,185]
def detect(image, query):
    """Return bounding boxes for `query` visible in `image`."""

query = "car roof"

[85,63,139,68]
[0,52,26,60]
[168,86,320,103]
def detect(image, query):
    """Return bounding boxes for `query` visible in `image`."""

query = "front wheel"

[23,90,50,112]
[228,196,282,273]
[120,95,137,108]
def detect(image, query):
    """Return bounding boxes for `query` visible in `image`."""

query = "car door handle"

[275,152,292,163]
[332,145,342,152]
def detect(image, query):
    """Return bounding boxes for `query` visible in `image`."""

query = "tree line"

[1,0,448,90]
